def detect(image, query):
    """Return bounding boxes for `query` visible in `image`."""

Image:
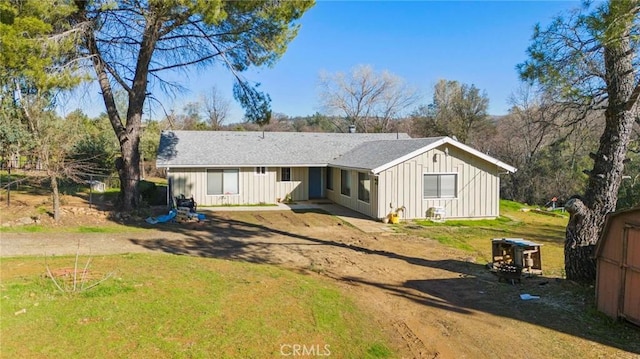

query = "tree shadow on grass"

[338,274,640,355]
[125,210,640,355]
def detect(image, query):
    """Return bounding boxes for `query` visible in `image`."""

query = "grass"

[399,200,569,276]
[0,224,147,234]
[1,254,394,359]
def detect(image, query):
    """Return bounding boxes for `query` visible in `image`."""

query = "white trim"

[157,163,326,169]
[422,172,458,199]
[371,137,517,174]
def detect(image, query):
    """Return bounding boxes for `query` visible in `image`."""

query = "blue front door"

[308,167,322,198]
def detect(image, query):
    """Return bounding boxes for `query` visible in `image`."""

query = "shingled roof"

[329,136,516,173]
[156,130,516,173]
[156,130,411,167]
[328,138,443,172]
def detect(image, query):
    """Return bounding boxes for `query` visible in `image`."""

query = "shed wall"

[596,209,640,325]
[623,226,640,325]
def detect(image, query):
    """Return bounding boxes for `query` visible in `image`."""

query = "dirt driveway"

[1,209,637,358]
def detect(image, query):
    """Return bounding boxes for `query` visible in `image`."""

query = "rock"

[16,217,34,225]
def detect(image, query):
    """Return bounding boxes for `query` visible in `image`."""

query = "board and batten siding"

[326,167,375,218]
[376,145,501,220]
[276,167,308,201]
[168,167,309,205]
[168,167,279,206]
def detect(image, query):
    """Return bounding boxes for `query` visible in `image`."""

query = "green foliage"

[234,81,272,125]
[518,1,639,105]
[71,0,313,209]
[67,111,119,173]
[140,119,162,161]
[617,139,640,209]
[412,79,493,146]
[0,0,83,92]
[137,179,157,202]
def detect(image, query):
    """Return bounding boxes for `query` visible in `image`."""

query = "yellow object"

[389,213,400,224]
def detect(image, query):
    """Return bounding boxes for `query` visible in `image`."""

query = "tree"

[68,110,119,173]
[411,79,493,146]
[617,126,640,208]
[318,65,419,133]
[1,0,89,221]
[519,1,640,282]
[202,86,231,130]
[70,0,313,211]
[489,86,606,205]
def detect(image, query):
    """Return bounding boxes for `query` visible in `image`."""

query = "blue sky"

[61,1,582,122]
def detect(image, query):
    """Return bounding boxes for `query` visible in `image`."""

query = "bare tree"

[491,85,604,204]
[201,86,231,130]
[318,65,419,133]
[15,89,97,221]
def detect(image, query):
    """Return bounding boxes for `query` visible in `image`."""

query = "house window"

[326,167,333,190]
[255,166,266,175]
[207,169,239,195]
[281,167,292,182]
[358,172,370,203]
[423,173,457,199]
[340,170,351,196]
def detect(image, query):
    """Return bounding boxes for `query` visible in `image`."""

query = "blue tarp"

[145,209,177,224]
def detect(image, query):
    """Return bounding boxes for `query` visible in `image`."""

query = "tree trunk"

[116,136,140,211]
[564,8,638,283]
[116,121,145,212]
[51,174,60,222]
[79,8,159,212]
[564,198,599,281]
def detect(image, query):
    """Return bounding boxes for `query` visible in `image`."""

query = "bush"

[137,180,166,206]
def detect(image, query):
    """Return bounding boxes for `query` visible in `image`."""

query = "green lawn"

[1,254,393,359]
[0,224,149,234]
[399,200,569,276]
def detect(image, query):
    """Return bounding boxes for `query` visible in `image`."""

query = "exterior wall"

[276,167,308,201]
[167,143,504,220]
[326,167,375,218]
[596,210,640,324]
[376,145,501,220]
[168,167,308,206]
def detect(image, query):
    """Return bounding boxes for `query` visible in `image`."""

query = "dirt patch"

[1,208,639,358]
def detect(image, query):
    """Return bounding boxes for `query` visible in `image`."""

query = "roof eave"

[371,137,517,174]
[157,163,329,169]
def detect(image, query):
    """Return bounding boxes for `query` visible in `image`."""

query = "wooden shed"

[595,207,640,326]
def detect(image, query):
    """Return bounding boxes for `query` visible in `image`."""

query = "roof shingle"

[156,130,411,167]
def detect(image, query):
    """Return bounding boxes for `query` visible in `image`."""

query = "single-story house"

[156,130,516,220]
